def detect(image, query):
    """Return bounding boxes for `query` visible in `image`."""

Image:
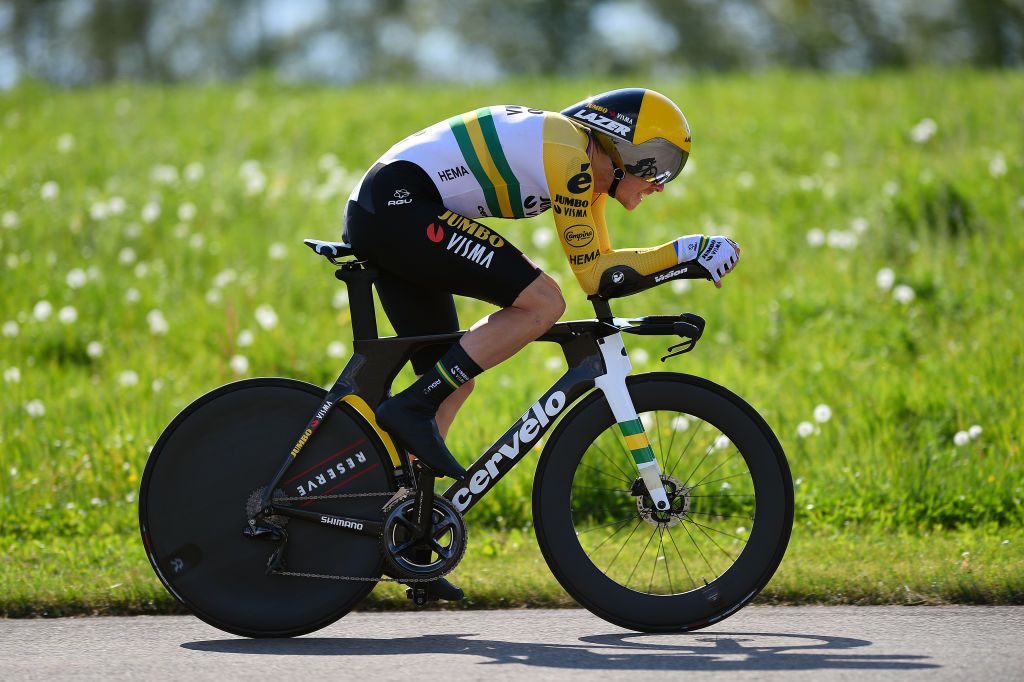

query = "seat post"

[334,264,379,340]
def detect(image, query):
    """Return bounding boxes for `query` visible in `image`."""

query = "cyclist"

[343,88,739,598]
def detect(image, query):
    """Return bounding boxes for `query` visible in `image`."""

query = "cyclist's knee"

[515,273,565,326]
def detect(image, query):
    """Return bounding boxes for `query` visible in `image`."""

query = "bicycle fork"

[594,332,671,511]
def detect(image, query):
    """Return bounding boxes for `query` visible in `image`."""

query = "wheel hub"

[635,475,690,528]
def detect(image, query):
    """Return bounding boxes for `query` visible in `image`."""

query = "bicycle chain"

[252,488,453,583]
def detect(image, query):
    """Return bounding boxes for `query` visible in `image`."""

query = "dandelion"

[806,228,825,248]
[968,424,982,439]
[805,503,815,511]
[671,279,691,294]
[3,321,19,337]
[255,304,278,330]
[118,247,137,265]
[237,329,254,347]
[125,288,141,303]
[66,502,75,510]
[332,290,349,309]
[230,354,250,375]
[152,378,164,393]
[66,268,87,289]
[631,348,650,364]
[532,228,553,248]
[876,267,895,290]
[118,370,139,387]
[184,162,205,183]
[89,201,110,221]
[720,481,731,490]
[33,300,53,321]
[213,269,237,288]
[205,289,223,304]
[57,133,75,153]
[850,217,869,234]
[146,310,169,335]
[188,233,204,250]
[326,341,346,359]
[544,356,561,372]
[9,467,16,477]
[318,153,339,171]
[86,341,103,358]
[640,413,654,431]
[796,421,814,438]
[883,180,900,197]
[41,181,60,200]
[984,153,1009,179]
[141,201,161,223]
[58,306,77,324]
[713,435,731,451]
[25,399,45,417]
[795,477,804,486]
[813,404,832,423]
[826,230,858,250]
[124,222,141,239]
[822,151,840,168]
[736,171,755,189]
[798,175,816,191]
[736,526,747,535]
[125,491,136,503]
[178,202,197,221]
[4,367,21,383]
[2,210,18,229]
[268,242,287,260]
[953,431,970,447]
[893,284,915,304]
[671,416,690,431]
[910,118,937,143]
[108,196,126,215]
[150,164,178,184]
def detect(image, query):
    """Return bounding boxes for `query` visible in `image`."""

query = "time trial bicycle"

[139,238,793,638]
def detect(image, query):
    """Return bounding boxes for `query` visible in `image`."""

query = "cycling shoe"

[427,577,464,601]
[376,395,467,481]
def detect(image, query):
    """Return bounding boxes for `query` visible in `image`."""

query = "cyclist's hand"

[697,236,740,288]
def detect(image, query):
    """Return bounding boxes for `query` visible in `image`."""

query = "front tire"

[533,373,793,632]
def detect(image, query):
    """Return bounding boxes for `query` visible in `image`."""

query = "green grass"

[1,71,1022,610]
[2,526,1020,617]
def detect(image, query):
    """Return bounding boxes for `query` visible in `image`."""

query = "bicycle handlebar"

[595,262,711,299]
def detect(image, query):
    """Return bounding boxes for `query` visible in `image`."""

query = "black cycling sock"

[404,343,483,412]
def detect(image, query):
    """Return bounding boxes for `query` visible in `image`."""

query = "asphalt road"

[1,606,1022,680]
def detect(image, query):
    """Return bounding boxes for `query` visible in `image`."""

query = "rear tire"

[533,373,793,632]
[139,378,397,638]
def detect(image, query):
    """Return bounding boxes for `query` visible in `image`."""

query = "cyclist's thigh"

[346,161,541,309]
[375,274,459,375]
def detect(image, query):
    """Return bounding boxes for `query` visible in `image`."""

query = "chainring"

[380,490,467,581]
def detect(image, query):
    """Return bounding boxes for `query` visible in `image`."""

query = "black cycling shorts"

[343,160,541,374]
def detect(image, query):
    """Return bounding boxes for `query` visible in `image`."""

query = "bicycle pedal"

[406,586,432,606]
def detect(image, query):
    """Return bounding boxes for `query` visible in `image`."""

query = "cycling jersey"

[348,105,685,295]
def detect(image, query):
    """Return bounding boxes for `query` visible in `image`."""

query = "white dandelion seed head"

[151,378,164,393]
[57,133,75,153]
[33,300,53,321]
[876,267,895,290]
[108,196,126,215]
[737,171,755,189]
[41,181,60,200]
[213,269,237,288]
[813,404,832,423]
[25,399,45,417]
[147,309,169,335]
[798,175,816,191]
[184,162,205,183]
[150,164,178,184]
[86,341,103,358]
[134,262,149,278]
[58,306,77,324]
[229,354,250,375]
[124,222,141,239]
[671,279,691,294]
[968,424,982,439]
[318,153,339,171]
[124,287,141,304]
[713,435,731,451]
[118,370,139,387]
[806,228,825,248]
[332,290,349,310]
[910,118,937,144]
[268,242,287,260]
[631,348,650,364]
[671,416,690,431]
[4,367,21,383]
[89,201,110,221]
[822,151,840,168]
[720,481,732,490]
[893,284,916,304]
[245,173,267,196]
[826,230,858,250]
[205,288,223,304]
[188,233,204,250]
[3,320,20,337]
[849,217,869,234]
[2,210,19,229]
[531,228,553,248]
[66,268,87,289]
[953,431,970,447]
[141,201,161,224]
[326,341,347,359]
[118,247,137,265]
[883,180,900,197]
[736,526,747,535]
[237,329,254,347]
[805,503,815,511]
[177,202,197,222]
[989,153,1007,178]
[255,304,278,330]
[797,421,815,438]
[544,356,562,372]
[639,413,654,431]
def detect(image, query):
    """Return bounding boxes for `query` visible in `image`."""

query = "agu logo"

[426,223,445,242]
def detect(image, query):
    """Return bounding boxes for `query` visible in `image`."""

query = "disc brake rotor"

[636,475,690,528]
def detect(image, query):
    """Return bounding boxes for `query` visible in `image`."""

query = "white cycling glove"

[673,234,741,288]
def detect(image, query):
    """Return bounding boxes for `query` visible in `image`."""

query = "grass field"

[1,71,1022,612]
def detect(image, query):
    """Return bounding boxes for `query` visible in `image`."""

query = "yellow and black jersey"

[349,105,685,295]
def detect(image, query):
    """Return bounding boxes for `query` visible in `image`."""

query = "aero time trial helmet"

[560,88,691,184]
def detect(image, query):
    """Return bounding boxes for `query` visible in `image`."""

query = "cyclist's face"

[615,172,664,211]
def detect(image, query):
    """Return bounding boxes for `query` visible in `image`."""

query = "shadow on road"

[183,631,938,671]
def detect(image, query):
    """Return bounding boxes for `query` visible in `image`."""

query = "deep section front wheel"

[533,373,793,632]
[139,378,397,638]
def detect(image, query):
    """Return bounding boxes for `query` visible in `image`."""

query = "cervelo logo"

[320,515,364,531]
[655,266,690,283]
[451,391,567,512]
[571,109,631,137]
[387,188,412,206]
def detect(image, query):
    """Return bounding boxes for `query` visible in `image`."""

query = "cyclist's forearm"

[570,239,684,295]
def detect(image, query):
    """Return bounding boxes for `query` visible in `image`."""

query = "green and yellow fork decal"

[618,418,656,465]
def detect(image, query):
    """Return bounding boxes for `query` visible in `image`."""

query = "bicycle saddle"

[303,239,355,259]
